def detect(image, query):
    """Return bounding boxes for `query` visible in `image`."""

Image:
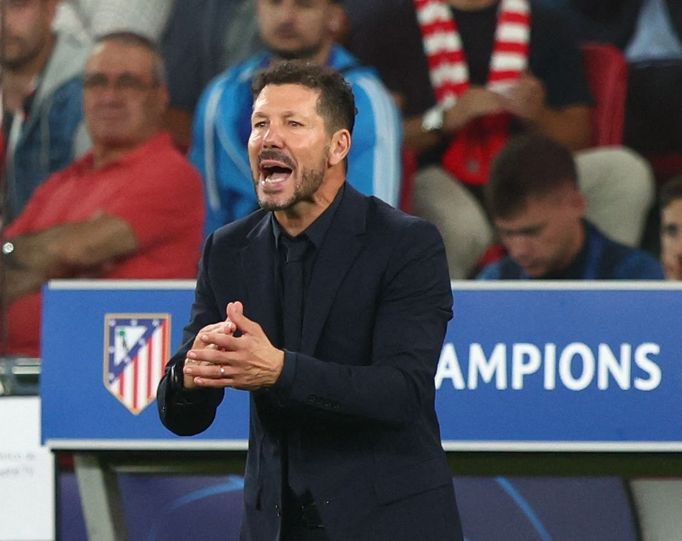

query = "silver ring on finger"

[220,366,225,377]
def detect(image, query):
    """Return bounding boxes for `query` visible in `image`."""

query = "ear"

[328,129,351,167]
[568,189,587,217]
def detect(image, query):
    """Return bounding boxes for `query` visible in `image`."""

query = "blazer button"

[275,504,281,517]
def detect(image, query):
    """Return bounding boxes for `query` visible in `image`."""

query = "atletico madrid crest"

[104,314,171,415]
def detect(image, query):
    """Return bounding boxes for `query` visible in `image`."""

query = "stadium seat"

[399,148,418,213]
[581,43,628,147]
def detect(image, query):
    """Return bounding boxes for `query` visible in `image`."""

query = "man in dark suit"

[157,61,462,541]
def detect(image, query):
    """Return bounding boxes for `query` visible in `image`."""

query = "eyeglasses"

[82,73,159,94]
[3,0,38,10]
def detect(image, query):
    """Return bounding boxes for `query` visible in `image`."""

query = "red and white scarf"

[414,0,531,184]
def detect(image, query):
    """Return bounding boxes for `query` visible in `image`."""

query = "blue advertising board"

[41,281,682,451]
[41,281,249,449]
[437,282,682,450]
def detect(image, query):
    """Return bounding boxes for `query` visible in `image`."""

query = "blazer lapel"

[301,186,369,354]
[241,214,281,345]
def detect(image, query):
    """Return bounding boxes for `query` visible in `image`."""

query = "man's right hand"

[183,319,235,389]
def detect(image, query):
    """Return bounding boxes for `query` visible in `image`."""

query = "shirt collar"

[271,184,345,250]
[78,131,171,173]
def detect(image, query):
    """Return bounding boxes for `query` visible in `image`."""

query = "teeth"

[262,174,286,185]
[261,168,291,185]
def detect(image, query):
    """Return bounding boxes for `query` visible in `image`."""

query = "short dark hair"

[660,176,682,210]
[93,31,166,84]
[486,132,578,218]
[252,61,356,135]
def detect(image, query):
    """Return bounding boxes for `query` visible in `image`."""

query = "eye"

[83,74,108,90]
[252,120,267,129]
[8,0,31,9]
[663,224,680,238]
[287,120,302,127]
[117,74,146,91]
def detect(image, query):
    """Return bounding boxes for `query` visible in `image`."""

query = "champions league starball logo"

[104,314,171,415]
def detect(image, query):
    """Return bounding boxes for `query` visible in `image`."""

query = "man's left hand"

[499,72,547,123]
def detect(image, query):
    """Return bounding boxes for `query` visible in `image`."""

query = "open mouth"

[259,158,294,185]
[262,165,292,181]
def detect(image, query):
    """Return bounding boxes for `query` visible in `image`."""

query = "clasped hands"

[182,301,285,391]
[443,73,546,132]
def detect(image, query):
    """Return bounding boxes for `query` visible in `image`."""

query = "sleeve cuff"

[273,349,297,395]
[168,361,213,405]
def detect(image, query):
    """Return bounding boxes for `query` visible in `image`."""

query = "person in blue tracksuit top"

[191,0,402,237]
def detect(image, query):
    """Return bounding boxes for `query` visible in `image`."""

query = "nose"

[89,83,125,105]
[277,0,298,23]
[99,87,122,102]
[506,235,533,262]
[262,124,284,148]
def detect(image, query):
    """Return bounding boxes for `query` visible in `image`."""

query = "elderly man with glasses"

[0,32,205,359]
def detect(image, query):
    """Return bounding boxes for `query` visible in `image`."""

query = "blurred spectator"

[0,32,204,358]
[566,0,682,158]
[477,134,663,279]
[1,0,90,222]
[659,176,682,280]
[566,0,682,54]
[55,0,174,42]
[346,0,654,279]
[192,0,401,236]
[634,172,682,541]
[160,0,262,148]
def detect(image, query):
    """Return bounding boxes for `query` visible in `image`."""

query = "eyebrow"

[252,110,304,117]
[497,223,546,236]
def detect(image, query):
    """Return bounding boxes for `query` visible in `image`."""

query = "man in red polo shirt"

[1,32,205,358]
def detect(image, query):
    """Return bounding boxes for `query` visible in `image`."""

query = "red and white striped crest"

[104,314,171,415]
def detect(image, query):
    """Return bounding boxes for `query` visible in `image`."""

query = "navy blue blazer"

[158,185,462,540]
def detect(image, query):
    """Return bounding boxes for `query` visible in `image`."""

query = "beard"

[266,36,323,62]
[257,164,326,212]
[0,33,49,71]
[255,145,329,212]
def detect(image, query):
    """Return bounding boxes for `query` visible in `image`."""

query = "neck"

[560,221,587,271]
[271,41,333,68]
[92,146,131,170]
[446,0,498,10]
[91,132,158,170]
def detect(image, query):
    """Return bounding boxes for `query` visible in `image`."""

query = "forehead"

[252,83,320,115]
[663,199,682,221]
[495,196,559,227]
[86,41,154,75]
[5,0,46,12]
